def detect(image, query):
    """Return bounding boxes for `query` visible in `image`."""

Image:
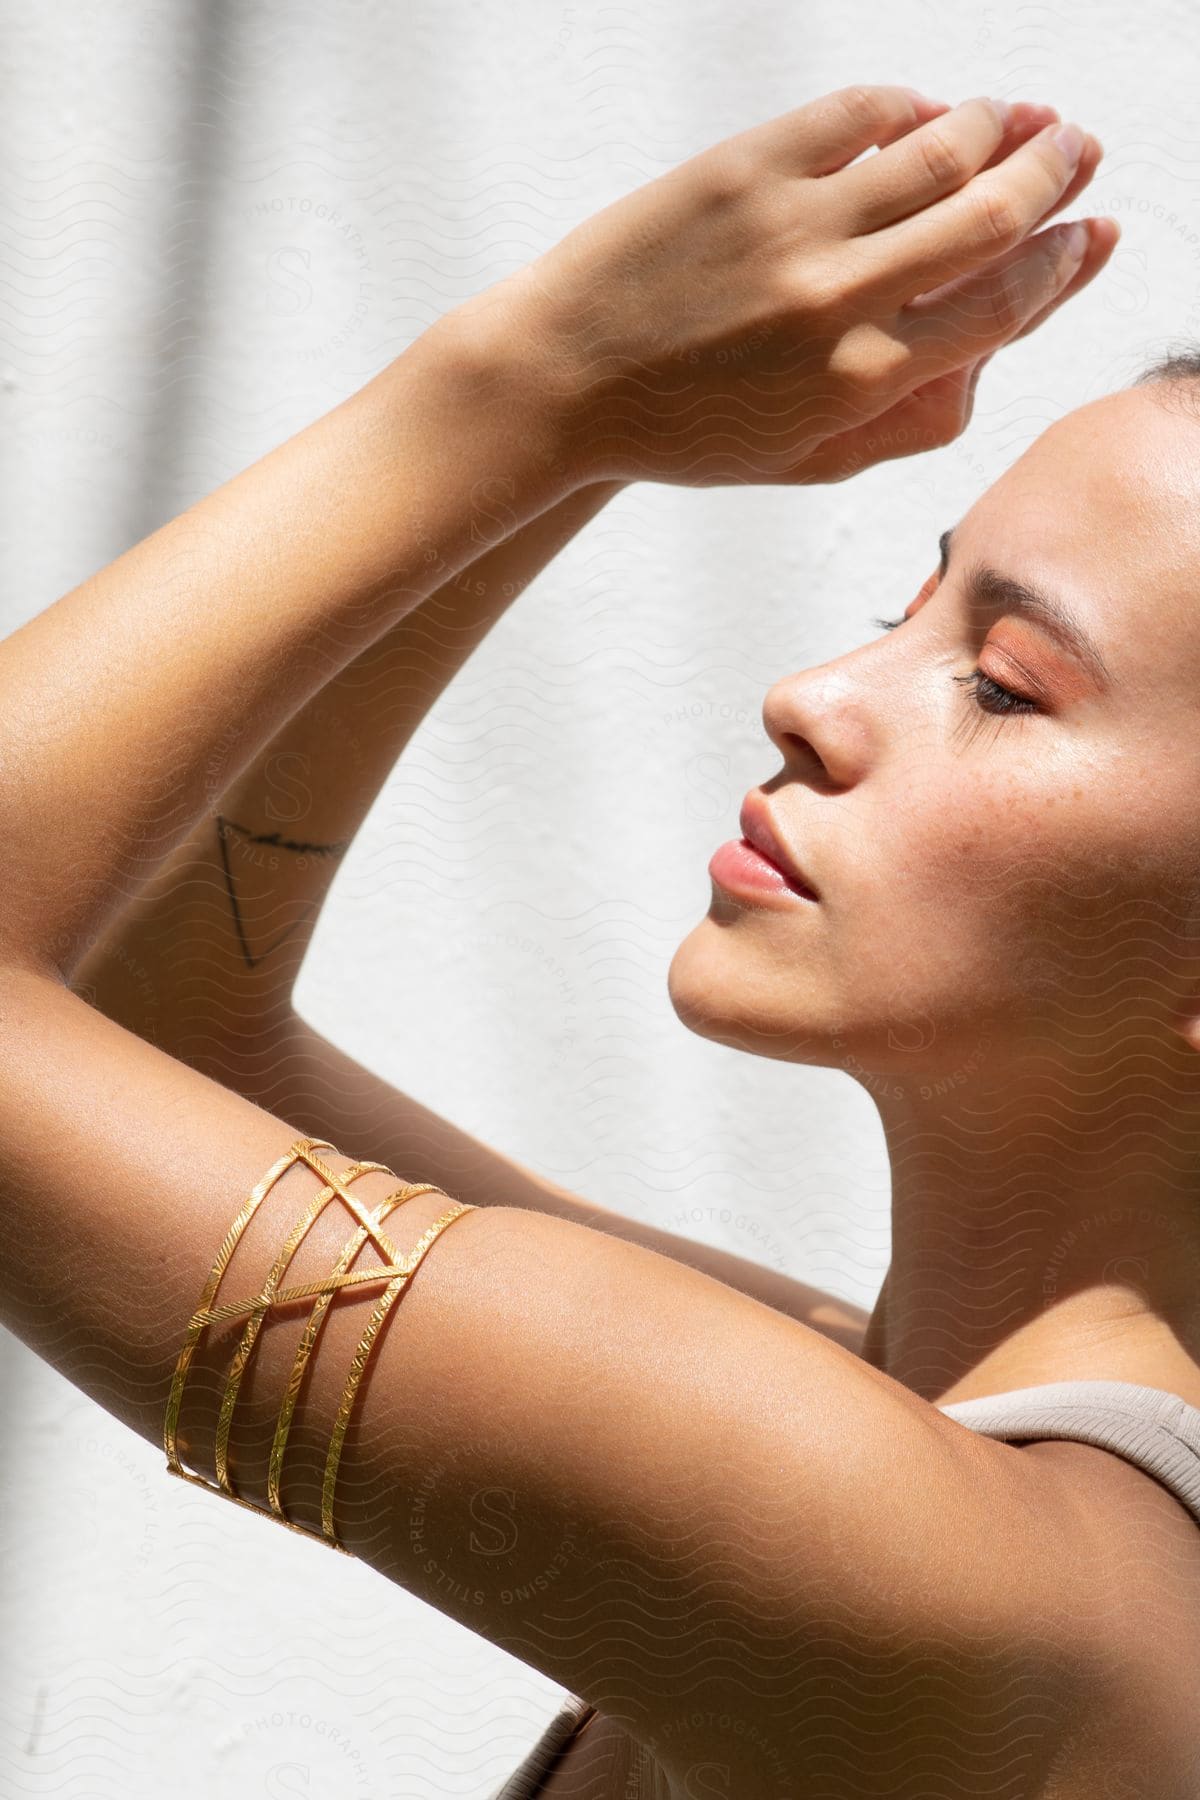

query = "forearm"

[0,299,578,981]
[68,476,625,1063]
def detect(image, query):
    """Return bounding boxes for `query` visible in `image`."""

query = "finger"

[892,214,1100,378]
[929,111,1103,250]
[833,95,1015,235]
[1005,214,1121,344]
[852,102,1086,238]
[787,211,1117,488]
[965,352,993,409]
[1018,131,1103,232]
[834,99,1079,239]
[905,212,1119,356]
[972,100,1063,174]
[771,373,973,485]
[895,131,1098,308]
[890,214,1117,409]
[755,84,956,181]
[856,119,1094,303]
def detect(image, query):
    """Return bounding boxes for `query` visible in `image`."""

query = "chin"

[667,922,741,1044]
[666,916,829,1065]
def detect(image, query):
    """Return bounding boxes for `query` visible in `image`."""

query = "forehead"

[958,387,1200,686]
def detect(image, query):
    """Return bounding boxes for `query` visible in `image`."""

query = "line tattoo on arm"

[215,813,351,969]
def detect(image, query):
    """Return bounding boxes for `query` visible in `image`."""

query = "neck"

[862,1047,1200,1409]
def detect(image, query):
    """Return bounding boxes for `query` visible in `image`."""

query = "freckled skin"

[667,385,1200,1402]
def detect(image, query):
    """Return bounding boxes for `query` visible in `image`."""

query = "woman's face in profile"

[668,384,1200,1090]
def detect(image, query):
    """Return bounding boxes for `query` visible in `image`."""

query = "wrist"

[429,268,600,497]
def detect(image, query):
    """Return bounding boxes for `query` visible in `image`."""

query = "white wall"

[0,1,1191,1793]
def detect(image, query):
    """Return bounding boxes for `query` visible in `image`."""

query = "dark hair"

[1127,347,1200,421]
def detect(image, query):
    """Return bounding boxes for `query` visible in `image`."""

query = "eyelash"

[870,613,1040,718]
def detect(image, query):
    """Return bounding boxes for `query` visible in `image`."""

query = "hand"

[783,106,1116,484]
[495,87,1113,487]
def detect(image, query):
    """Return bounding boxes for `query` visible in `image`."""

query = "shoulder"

[513,1431,1172,1800]
[747,1416,1107,1797]
[613,1399,1129,1798]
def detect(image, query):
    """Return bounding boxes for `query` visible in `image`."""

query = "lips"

[738,791,819,899]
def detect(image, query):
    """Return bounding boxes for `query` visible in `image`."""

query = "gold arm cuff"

[163,1136,476,1555]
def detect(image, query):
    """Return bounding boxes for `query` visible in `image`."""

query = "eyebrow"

[938,525,1112,687]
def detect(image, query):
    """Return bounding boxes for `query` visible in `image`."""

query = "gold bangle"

[163,1136,337,1477]
[212,1150,398,1497]
[267,1178,447,1521]
[164,1136,476,1556]
[321,1196,475,1543]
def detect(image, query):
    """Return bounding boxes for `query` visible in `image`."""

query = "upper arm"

[237,1005,873,1354]
[0,967,1086,1796]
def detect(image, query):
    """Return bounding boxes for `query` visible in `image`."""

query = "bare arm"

[68,474,626,1046]
[0,964,1083,1792]
[0,306,572,977]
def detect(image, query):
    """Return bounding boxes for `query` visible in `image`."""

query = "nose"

[760,658,874,793]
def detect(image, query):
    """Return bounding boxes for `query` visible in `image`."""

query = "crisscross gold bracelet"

[163,1135,476,1554]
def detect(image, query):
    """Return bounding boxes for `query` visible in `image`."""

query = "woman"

[1,79,1189,1798]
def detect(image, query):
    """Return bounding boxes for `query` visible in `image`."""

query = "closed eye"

[870,613,1040,719]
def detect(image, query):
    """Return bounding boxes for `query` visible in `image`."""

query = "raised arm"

[0,307,578,981]
[36,84,1103,987]
[68,475,626,1044]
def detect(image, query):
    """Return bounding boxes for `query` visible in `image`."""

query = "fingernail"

[1052,121,1085,165]
[988,97,1014,127]
[1061,220,1090,260]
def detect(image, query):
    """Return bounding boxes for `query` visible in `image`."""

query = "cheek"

[910,751,1105,882]
[890,761,1179,1006]
[873,766,1105,988]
